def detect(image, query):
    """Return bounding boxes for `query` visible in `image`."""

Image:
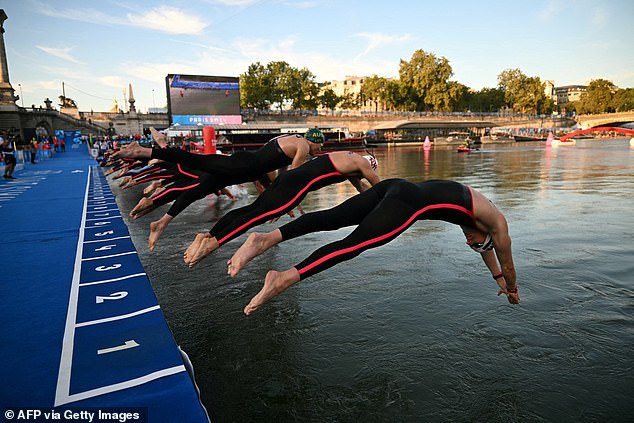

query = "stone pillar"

[128,83,136,113]
[0,9,18,108]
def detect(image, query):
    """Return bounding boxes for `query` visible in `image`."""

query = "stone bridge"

[246,112,577,133]
[575,111,634,129]
[0,106,108,141]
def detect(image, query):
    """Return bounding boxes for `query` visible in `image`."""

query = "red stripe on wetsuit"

[297,203,475,276]
[216,170,343,246]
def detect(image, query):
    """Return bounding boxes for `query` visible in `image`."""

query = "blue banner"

[64,130,82,144]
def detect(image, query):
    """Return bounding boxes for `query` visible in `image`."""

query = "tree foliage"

[239,62,272,110]
[497,68,552,114]
[239,61,319,111]
[569,80,634,114]
[612,88,634,112]
[239,53,631,115]
[465,87,506,112]
[359,75,388,112]
[319,87,341,111]
[576,79,616,114]
[398,49,456,111]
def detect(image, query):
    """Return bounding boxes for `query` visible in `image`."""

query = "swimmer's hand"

[494,276,520,304]
[497,286,520,304]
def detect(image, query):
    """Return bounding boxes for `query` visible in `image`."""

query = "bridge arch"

[34,119,54,137]
[560,126,634,142]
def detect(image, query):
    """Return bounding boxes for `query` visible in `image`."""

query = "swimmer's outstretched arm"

[472,190,519,304]
[111,141,152,160]
[479,249,519,304]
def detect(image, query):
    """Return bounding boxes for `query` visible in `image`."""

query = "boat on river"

[436,131,480,145]
[456,145,479,153]
[514,135,547,142]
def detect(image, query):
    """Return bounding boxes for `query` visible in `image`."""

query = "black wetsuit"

[277,179,478,280]
[150,135,293,179]
[148,136,296,217]
[209,153,349,246]
[146,164,209,207]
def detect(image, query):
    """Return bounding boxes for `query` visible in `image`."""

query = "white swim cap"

[363,155,378,171]
[469,233,494,253]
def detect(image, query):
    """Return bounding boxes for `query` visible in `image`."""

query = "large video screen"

[166,74,242,125]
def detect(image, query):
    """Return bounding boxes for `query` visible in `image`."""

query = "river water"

[113,139,634,422]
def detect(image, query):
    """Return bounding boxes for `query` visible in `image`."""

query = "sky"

[3,0,634,113]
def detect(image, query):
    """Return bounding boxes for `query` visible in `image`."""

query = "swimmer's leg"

[244,268,300,315]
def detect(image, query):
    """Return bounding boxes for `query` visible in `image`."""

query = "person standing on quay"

[1,132,17,179]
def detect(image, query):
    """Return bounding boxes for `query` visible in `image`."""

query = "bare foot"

[118,176,134,188]
[148,215,172,251]
[243,268,300,315]
[112,168,128,180]
[130,197,155,219]
[227,232,270,277]
[143,180,161,195]
[149,186,166,197]
[150,127,167,148]
[186,235,219,268]
[184,233,208,264]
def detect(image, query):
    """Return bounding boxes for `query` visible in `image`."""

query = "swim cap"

[304,128,325,145]
[469,233,494,253]
[363,155,378,171]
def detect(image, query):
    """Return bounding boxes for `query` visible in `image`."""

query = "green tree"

[465,87,506,112]
[444,81,469,112]
[497,68,523,109]
[285,67,319,110]
[559,102,576,114]
[398,49,454,111]
[383,79,403,111]
[577,79,617,113]
[239,62,272,109]
[339,92,358,110]
[267,61,293,111]
[240,61,320,111]
[359,75,387,112]
[613,88,634,112]
[319,87,342,112]
[497,69,550,114]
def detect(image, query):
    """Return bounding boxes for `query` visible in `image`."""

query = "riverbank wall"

[244,113,576,133]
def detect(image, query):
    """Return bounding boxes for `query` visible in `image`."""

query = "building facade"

[321,75,386,112]
[554,85,587,105]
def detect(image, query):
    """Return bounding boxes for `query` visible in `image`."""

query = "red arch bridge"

[560,126,634,142]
